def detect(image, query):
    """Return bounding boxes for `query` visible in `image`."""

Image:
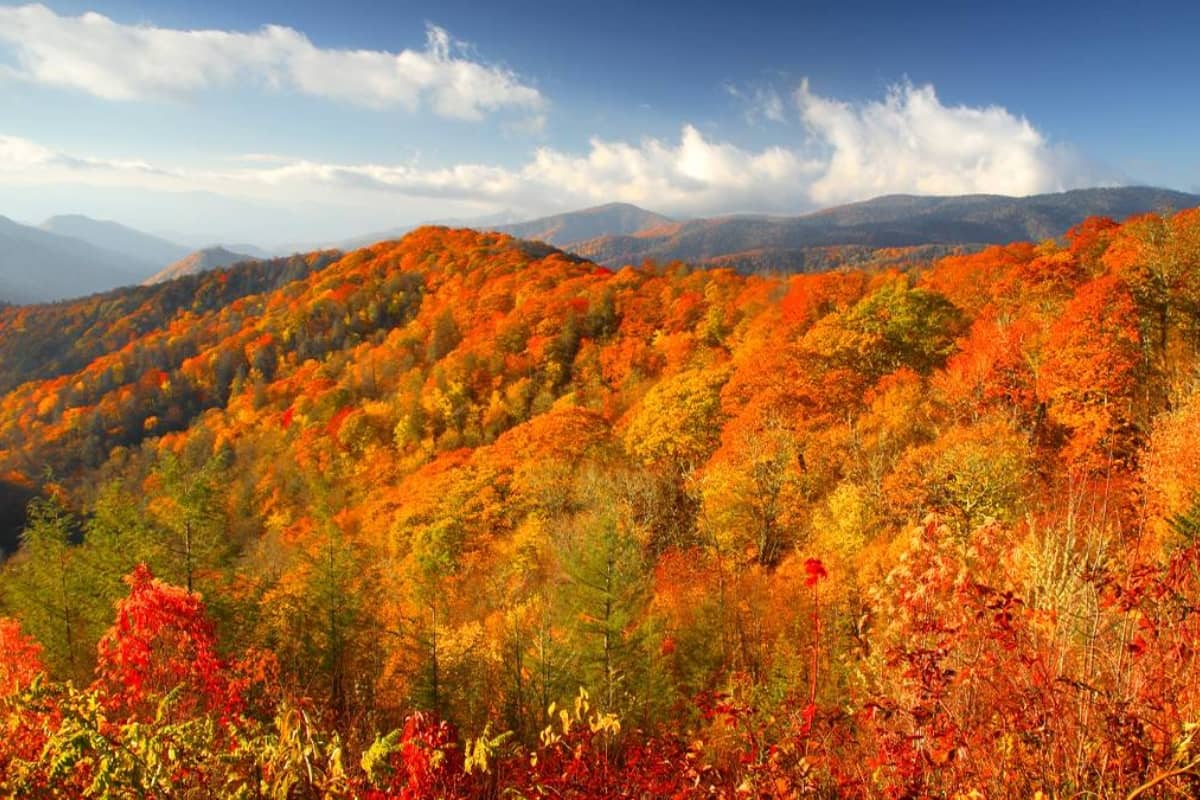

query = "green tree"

[81,480,160,588]
[1,490,97,681]
[804,275,964,379]
[149,452,232,594]
[556,479,659,721]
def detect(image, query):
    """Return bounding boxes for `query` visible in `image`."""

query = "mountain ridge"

[0,215,150,304]
[144,246,261,285]
[40,214,191,267]
[5,186,1199,305]
[566,187,1200,269]
[489,202,673,247]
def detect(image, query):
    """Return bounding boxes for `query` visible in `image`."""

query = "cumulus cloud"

[0,134,57,170]
[0,127,829,217]
[0,4,544,119]
[796,79,1103,204]
[518,126,822,213]
[0,80,1114,225]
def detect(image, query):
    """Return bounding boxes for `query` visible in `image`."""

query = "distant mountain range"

[0,216,148,304]
[4,187,1199,305]
[144,246,260,285]
[565,187,1200,270]
[0,216,276,304]
[491,203,673,247]
[41,214,191,267]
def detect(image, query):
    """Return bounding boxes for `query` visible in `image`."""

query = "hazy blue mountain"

[296,204,667,254]
[0,216,148,304]
[219,242,278,259]
[40,214,190,267]
[492,202,673,247]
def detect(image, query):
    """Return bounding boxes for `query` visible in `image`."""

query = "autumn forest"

[1,210,1200,798]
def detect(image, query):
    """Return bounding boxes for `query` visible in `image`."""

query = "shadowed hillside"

[572,187,1200,268]
[0,216,151,304]
[492,201,673,246]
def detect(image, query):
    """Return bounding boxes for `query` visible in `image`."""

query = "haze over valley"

[4,187,1199,304]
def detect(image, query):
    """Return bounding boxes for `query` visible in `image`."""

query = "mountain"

[0,250,337,400]
[40,214,191,268]
[2,214,1200,798]
[144,246,261,285]
[150,227,282,258]
[0,216,150,304]
[492,202,672,247]
[314,203,669,255]
[572,187,1200,269]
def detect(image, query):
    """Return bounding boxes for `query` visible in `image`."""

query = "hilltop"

[144,246,261,285]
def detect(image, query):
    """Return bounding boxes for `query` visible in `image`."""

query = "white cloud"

[0,133,160,175]
[0,129,826,217]
[0,134,56,169]
[0,80,1114,229]
[0,4,544,120]
[202,126,824,217]
[795,79,1101,205]
[518,125,822,213]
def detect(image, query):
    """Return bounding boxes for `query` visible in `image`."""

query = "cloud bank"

[0,4,544,120]
[795,80,1098,205]
[0,80,1113,225]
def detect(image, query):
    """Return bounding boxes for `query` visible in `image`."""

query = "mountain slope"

[40,214,190,267]
[573,187,1200,269]
[144,246,260,285]
[0,216,151,304]
[492,202,672,247]
[0,250,338,398]
[2,215,1200,800]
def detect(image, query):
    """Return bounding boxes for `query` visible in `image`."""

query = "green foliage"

[624,365,729,474]
[1169,494,1200,543]
[555,477,661,721]
[150,451,233,594]
[805,274,964,377]
[1,491,100,681]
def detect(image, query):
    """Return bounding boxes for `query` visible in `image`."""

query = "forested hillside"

[2,213,1200,797]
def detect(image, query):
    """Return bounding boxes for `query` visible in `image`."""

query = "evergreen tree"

[1,489,97,681]
[150,452,232,594]
[557,477,657,719]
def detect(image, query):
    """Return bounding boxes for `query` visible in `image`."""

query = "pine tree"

[1,489,96,680]
[557,479,653,717]
[149,452,232,594]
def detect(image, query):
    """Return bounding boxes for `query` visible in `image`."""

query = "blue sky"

[1,0,1198,245]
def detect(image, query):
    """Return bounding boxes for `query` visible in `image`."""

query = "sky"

[1,0,1198,246]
